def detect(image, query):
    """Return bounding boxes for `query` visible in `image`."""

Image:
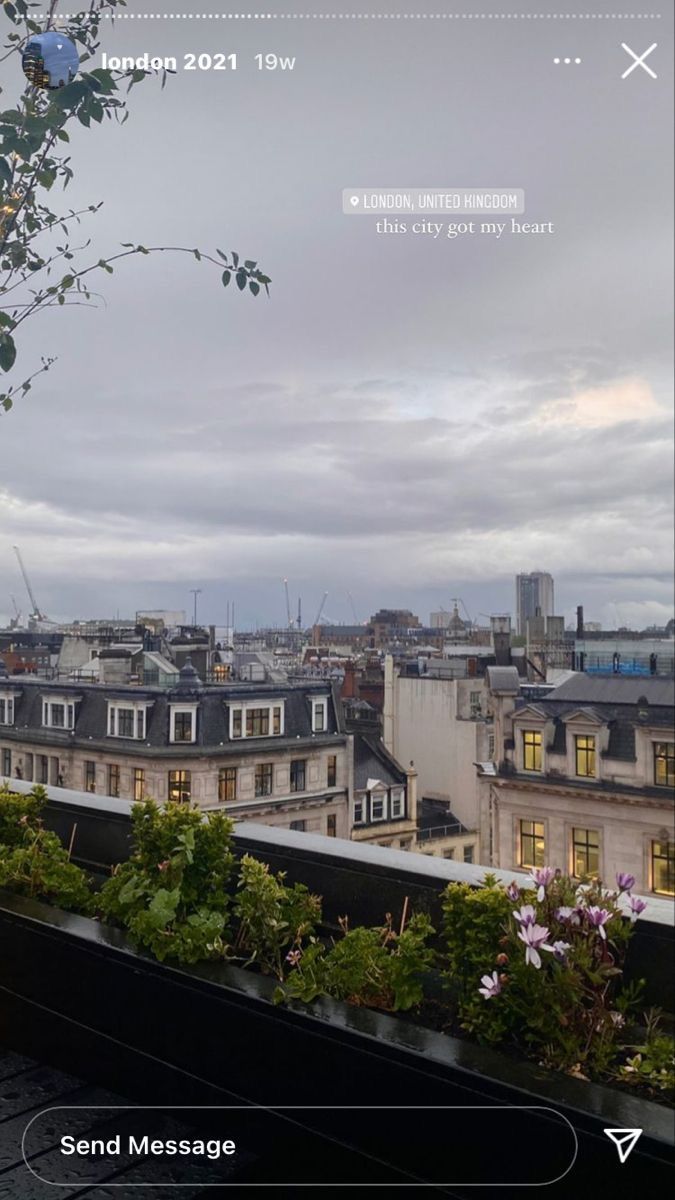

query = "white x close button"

[621,43,658,79]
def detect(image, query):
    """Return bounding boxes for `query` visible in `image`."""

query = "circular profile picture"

[21,31,80,91]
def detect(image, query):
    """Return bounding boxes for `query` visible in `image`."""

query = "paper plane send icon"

[603,1128,643,1163]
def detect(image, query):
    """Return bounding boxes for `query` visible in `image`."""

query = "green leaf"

[193,249,201,261]
[216,249,229,263]
[231,252,239,269]
[0,335,17,373]
[236,271,247,291]
[0,156,13,185]
[147,886,180,928]
[244,260,257,270]
[249,281,260,296]
[221,270,231,288]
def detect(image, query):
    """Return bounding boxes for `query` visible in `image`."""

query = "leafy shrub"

[613,1010,675,1099]
[99,800,235,964]
[232,854,321,979]
[0,785,93,913]
[442,868,644,1077]
[277,912,435,1012]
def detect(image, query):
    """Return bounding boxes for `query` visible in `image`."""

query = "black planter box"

[0,890,673,1195]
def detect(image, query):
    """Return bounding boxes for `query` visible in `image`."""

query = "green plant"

[442,869,645,1079]
[98,799,235,963]
[277,912,435,1012]
[0,0,270,411]
[232,854,321,979]
[612,1009,675,1099]
[0,783,92,911]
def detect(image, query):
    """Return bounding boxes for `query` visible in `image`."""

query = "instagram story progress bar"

[344,188,525,215]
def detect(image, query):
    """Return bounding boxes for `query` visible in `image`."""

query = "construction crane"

[282,578,292,629]
[9,595,22,630]
[13,546,48,623]
[313,592,328,627]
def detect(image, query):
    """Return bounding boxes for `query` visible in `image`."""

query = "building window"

[218,766,237,803]
[0,697,14,726]
[327,754,337,787]
[326,814,337,837]
[572,827,600,878]
[443,848,455,860]
[42,699,75,730]
[108,764,120,798]
[134,768,145,802]
[230,702,285,740]
[354,796,365,825]
[390,788,405,819]
[523,730,542,772]
[168,770,191,804]
[1,749,10,777]
[370,791,387,821]
[84,761,96,793]
[519,819,545,869]
[488,732,495,760]
[254,763,273,797]
[170,708,196,744]
[24,753,33,782]
[311,698,327,733]
[37,755,48,784]
[290,759,306,793]
[290,819,306,832]
[654,743,675,788]
[108,704,147,740]
[50,757,59,786]
[469,691,482,717]
[463,844,475,864]
[651,840,674,896]
[575,735,596,778]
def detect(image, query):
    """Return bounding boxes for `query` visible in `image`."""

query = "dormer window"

[0,694,15,726]
[311,697,328,734]
[108,701,149,740]
[170,704,197,744]
[42,698,75,730]
[229,701,285,740]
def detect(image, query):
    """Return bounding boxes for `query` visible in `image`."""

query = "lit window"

[572,827,600,878]
[272,706,282,735]
[327,754,337,787]
[168,770,191,803]
[134,768,145,802]
[218,766,237,802]
[651,840,674,896]
[246,708,270,737]
[108,764,120,798]
[231,709,243,739]
[254,763,273,797]
[519,819,545,868]
[230,702,285,739]
[84,761,96,793]
[575,735,596,778]
[290,759,306,793]
[523,730,542,772]
[654,743,675,788]
[0,696,14,726]
[326,814,337,837]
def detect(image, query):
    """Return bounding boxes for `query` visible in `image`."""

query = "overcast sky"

[1,0,673,630]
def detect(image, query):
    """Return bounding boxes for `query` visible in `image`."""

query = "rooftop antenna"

[297,596,302,631]
[283,578,292,629]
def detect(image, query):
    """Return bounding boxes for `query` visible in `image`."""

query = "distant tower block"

[516,572,555,637]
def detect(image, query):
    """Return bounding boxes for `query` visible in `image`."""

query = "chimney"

[405,761,418,828]
[576,605,584,637]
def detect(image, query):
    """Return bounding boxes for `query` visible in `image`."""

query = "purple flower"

[628,895,647,923]
[513,904,537,927]
[587,906,612,940]
[285,949,303,967]
[531,866,555,901]
[506,882,520,902]
[616,873,636,893]
[478,970,502,999]
[543,939,572,964]
[555,906,574,922]
[517,923,552,969]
